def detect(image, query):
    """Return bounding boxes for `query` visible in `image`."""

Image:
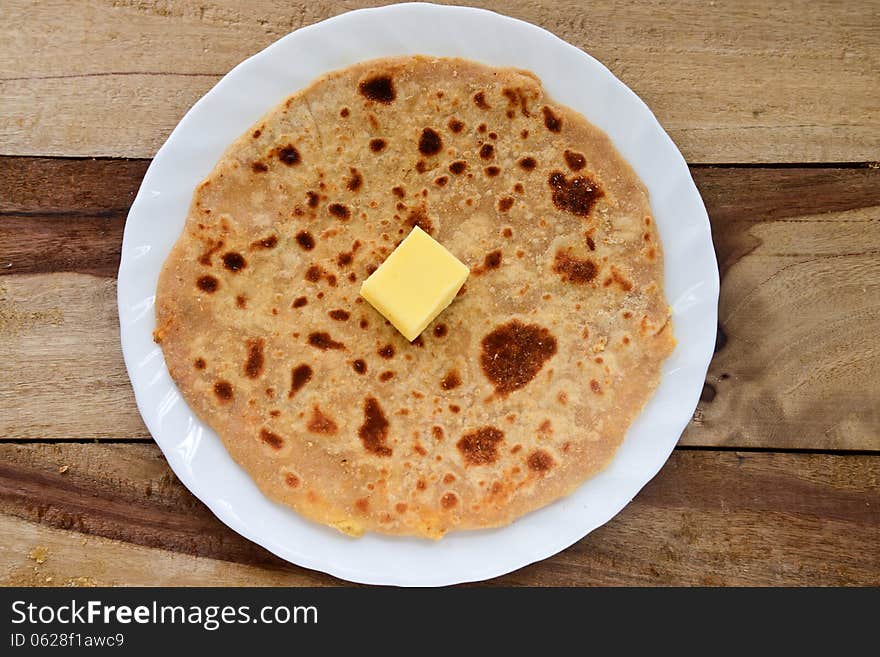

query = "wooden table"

[1,1,878,586]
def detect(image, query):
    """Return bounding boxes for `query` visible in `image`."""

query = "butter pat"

[360,227,469,341]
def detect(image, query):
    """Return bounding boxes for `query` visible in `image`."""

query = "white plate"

[118,2,718,586]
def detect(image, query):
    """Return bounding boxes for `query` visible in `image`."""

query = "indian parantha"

[154,56,675,538]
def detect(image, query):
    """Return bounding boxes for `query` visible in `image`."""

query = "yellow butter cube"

[360,226,469,341]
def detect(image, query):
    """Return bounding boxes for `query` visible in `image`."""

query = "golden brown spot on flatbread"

[198,239,224,266]
[586,236,596,251]
[564,149,586,171]
[307,406,338,435]
[480,143,495,160]
[553,250,598,284]
[369,138,386,152]
[252,129,262,138]
[434,175,448,187]
[235,295,247,309]
[214,380,233,402]
[542,106,562,132]
[449,404,460,413]
[518,156,536,171]
[328,309,350,321]
[354,498,370,513]
[527,449,554,473]
[352,359,367,374]
[193,357,206,370]
[433,323,448,338]
[339,107,349,118]
[276,145,300,166]
[250,235,277,250]
[480,321,557,395]
[548,171,603,217]
[539,419,553,434]
[443,473,455,484]
[606,267,634,292]
[448,118,464,133]
[405,208,434,235]
[485,166,501,177]
[346,167,363,192]
[502,227,513,238]
[292,296,307,308]
[497,197,514,212]
[196,275,218,293]
[441,492,458,509]
[418,128,443,155]
[448,160,467,175]
[473,249,502,276]
[306,191,319,208]
[391,186,405,198]
[328,203,351,220]
[285,473,300,487]
[244,339,265,379]
[289,364,313,398]
[359,75,395,103]
[441,370,461,390]
[295,231,315,251]
[359,396,392,456]
[395,502,408,513]
[379,370,395,382]
[260,428,284,450]
[457,427,504,466]
[307,332,345,350]
[473,92,490,109]
[433,426,445,441]
[251,161,268,173]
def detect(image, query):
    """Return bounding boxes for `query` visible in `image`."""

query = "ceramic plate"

[118,2,718,586]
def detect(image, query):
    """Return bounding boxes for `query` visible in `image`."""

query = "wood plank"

[0,274,148,440]
[681,167,880,450]
[3,158,879,448]
[1,1,877,162]
[0,443,876,586]
[0,516,337,586]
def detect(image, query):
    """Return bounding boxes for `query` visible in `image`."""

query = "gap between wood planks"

[2,154,879,167]
[2,438,879,458]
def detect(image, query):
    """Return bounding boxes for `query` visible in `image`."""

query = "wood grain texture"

[0,443,876,586]
[681,167,880,450]
[3,158,878,448]
[2,0,878,162]
[0,516,334,587]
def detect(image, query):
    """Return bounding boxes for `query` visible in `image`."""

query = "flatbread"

[154,56,675,538]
